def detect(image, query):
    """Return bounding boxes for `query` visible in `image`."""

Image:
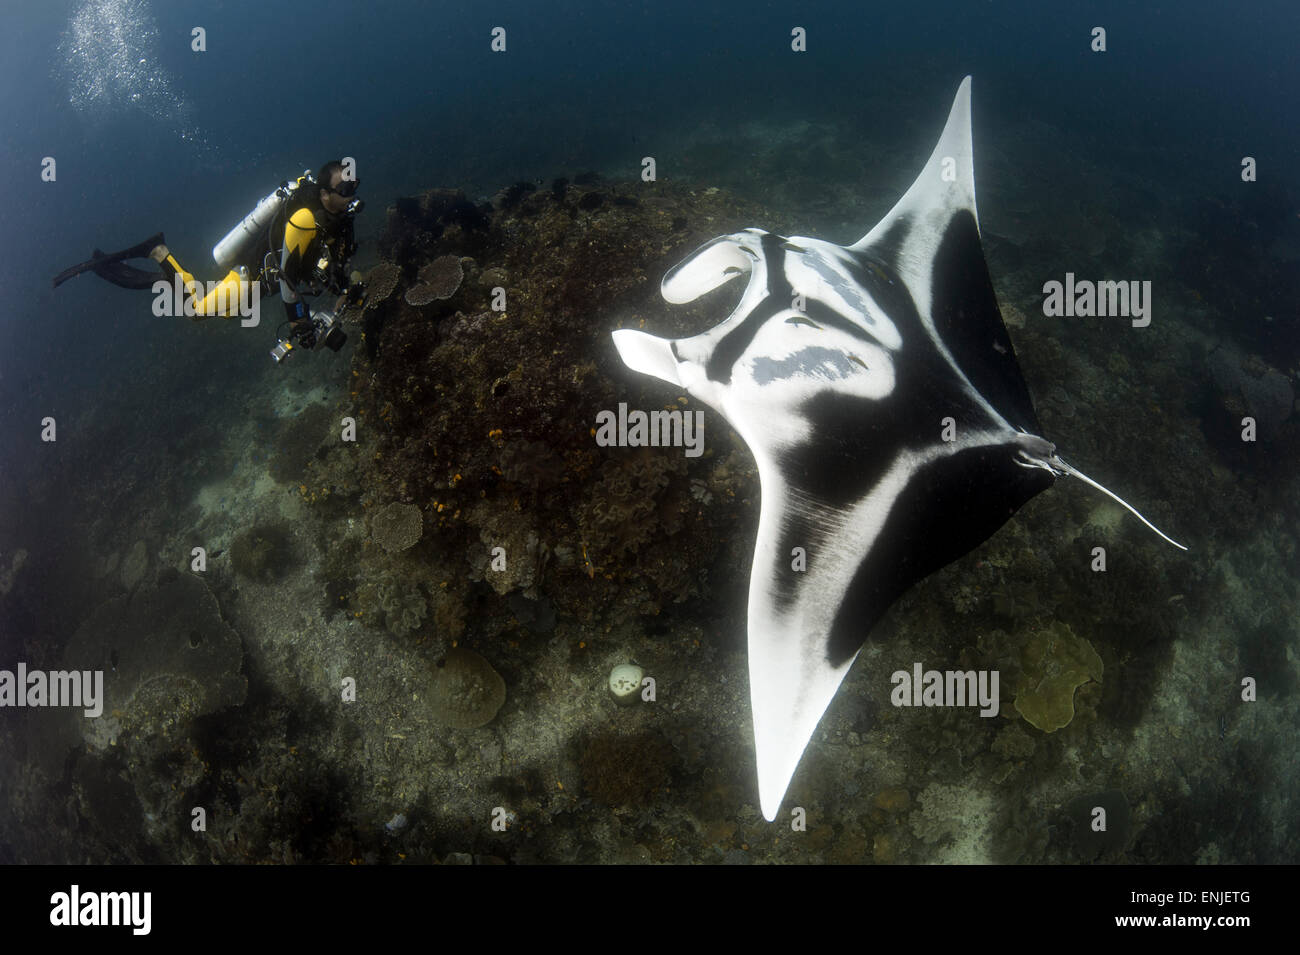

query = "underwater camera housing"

[270,308,346,363]
[313,309,347,352]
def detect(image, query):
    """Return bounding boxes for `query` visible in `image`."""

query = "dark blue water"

[3,1,1297,403]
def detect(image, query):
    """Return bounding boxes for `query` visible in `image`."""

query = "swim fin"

[52,232,167,290]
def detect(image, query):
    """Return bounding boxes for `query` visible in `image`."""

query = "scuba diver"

[53,160,366,362]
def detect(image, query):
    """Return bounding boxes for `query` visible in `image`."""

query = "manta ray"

[612,76,1185,822]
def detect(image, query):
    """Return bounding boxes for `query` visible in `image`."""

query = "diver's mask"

[329,178,363,215]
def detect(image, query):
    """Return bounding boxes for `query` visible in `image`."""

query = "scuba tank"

[211,170,314,269]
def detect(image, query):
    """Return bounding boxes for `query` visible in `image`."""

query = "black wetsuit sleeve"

[323,218,356,293]
[339,218,357,269]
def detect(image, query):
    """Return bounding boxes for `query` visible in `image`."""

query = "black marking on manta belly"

[865,214,913,272]
[781,351,997,512]
[929,210,1041,434]
[802,299,882,342]
[710,285,887,385]
[750,345,867,384]
[707,294,783,385]
[797,257,883,329]
[843,253,914,329]
[822,444,1056,666]
[705,233,793,385]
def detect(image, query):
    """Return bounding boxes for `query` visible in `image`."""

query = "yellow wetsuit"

[150,189,353,323]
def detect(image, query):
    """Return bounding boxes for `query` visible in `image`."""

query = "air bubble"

[54,0,213,153]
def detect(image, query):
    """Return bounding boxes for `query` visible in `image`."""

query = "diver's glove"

[343,271,366,308]
[347,282,366,301]
[333,272,367,318]
[295,320,319,350]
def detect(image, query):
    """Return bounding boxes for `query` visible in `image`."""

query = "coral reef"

[64,572,246,752]
[411,255,464,301]
[335,177,770,627]
[1013,621,1104,733]
[404,283,438,307]
[231,522,294,582]
[427,648,505,728]
[908,782,997,863]
[364,262,401,307]
[429,582,468,638]
[378,187,491,266]
[370,501,423,553]
[580,450,686,560]
[269,404,335,484]
[6,97,1295,866]
[1206,345,1294,443]
[579,732,674,807]
[377,575,427,637]
[470,520,543,597]
[121,539,149,590]
[497,438,565,489]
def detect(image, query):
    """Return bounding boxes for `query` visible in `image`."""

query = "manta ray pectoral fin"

[853,75,978,257]
[661,234,755,304]
[750,615,858,822]
[740,484,863,822]
[611,329,683,387]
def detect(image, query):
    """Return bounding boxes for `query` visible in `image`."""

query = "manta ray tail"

[1019,450,1187,551]
[1057,458,1188,551]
